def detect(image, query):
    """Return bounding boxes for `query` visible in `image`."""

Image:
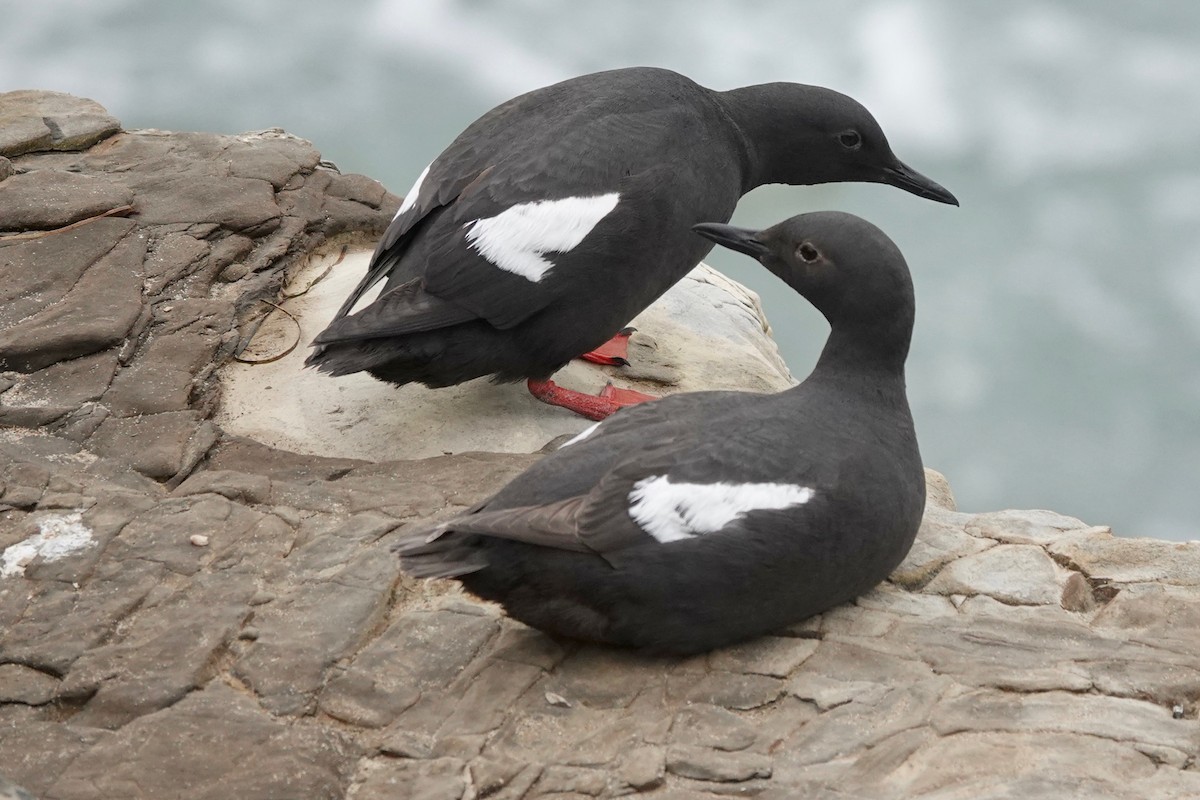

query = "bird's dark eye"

[838,130,862,150]
[797,242,821,263]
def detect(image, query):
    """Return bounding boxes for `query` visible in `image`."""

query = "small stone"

[219,262,251,282]
[1060,572,1096,612]
[190,534,209,547]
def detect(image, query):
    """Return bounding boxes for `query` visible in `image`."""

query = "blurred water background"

[4,1,1199,540]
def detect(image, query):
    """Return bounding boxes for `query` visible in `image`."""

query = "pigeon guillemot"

[307,67,956,419]
[395,210,925,655]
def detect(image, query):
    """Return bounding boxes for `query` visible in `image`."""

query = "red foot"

[579,327,636,366]
[597,382,657,405]
[527,378,659,421]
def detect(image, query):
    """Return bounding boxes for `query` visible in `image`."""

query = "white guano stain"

[464,193,620,282]
[627,475,814,544]
[0,512,97,578]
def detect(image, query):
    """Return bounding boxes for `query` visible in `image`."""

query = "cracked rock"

[1,92,1199,800]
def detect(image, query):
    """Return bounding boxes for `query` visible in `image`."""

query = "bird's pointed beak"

[692,222,772,259]
[881,159,959,206]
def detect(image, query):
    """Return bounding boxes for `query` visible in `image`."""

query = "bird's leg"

[527,378,657,421]
[578,327,636,367]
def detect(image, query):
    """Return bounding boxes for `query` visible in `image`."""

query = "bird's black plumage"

[394,211,927,655]
[306,67,955,386]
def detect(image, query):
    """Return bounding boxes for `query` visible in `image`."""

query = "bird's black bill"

[692,223,771,258]
[881,160,959,206]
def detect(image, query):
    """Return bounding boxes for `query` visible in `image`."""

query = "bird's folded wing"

[312,278,478,344]
[436,495,596,553]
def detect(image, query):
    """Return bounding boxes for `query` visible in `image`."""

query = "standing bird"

[307,67,956,419]
[396,211,925,655]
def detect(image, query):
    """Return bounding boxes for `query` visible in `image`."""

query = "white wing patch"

[393,163,431,221]
[627,475,815,544]
[464,193,620,283]
[559,421,601,449]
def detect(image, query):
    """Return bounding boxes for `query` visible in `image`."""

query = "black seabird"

[394,210,926,655]
[308,67,955,419]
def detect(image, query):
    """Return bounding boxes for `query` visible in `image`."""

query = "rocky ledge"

[1,92,1198,800]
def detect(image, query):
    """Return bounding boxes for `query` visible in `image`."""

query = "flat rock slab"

[3,92,1200,800]
[0,91,120,157]
[215,251,794,460]
[1,425,1198,799]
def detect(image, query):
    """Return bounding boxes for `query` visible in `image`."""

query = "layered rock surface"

[1,92,1198,799]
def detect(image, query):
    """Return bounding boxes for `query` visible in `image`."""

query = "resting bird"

[395,210,926,655]
[308,67,955,419]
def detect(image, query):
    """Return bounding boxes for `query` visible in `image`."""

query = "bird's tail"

[392,521,489,579]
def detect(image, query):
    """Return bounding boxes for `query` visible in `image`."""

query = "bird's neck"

[717,84,820,192]
[806,315,912,401]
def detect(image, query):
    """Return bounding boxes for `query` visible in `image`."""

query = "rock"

[533,765,609,796]
[676,671,785,710]
[89,411,207,479]
[708,635,820,677]
[350,757,464,800]
[924,543,1067,605]
[43,683,355,799]
[0,225,147,372]
[59,572,257,729]
[135,174,281,231]
[932,688,1198,754]
[0,664,59,705]
[891,508,993,589]
[233,547,400,715]
[1,99,1199,800]
[0,776,35,800]
[1048,531,1200,586]
[0,90,121,156]
[618,746,665,791]
[0,218,135,327]
[788,672,889,712]
[0,171,133,231]
[318,609,499,728]
[214,252,795,461]
[665,745,772,782]
[670,704,759,751]
[966,508,1094,545]
[924,468,956,511]
[0,115,51,157]
[541,646,665,709]
[1059,571,1096,612]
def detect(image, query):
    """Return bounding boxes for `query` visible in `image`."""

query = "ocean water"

[4,0,1199,540]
